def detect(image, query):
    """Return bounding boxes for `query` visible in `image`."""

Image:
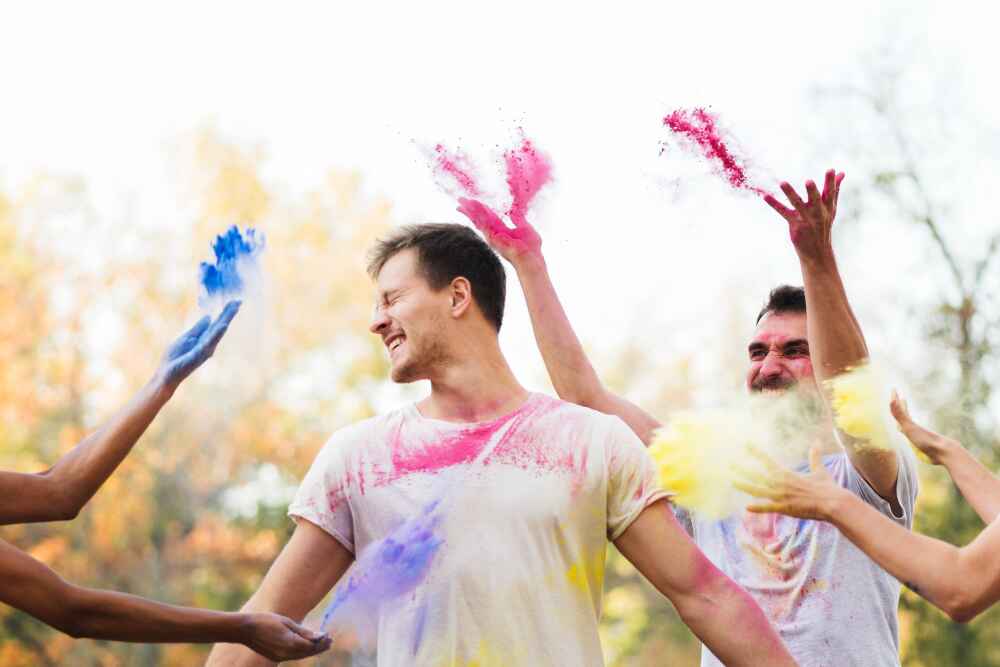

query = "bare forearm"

[799,253,868,382]
[677,574,795,667]
[827,489,998,621]
[513,255,662,444]
[513,254,605,404]
[63,586,248,644]
[50,377,172,516]
[940,443,1000,523]
[0,377,173,525]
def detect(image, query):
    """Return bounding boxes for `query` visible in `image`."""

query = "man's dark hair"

[756,285,806,324]
[367,223,506,331]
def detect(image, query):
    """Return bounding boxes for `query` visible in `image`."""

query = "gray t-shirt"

[688,448,919,667]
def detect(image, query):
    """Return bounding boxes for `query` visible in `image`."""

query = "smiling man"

[459,169,919,667]
[206,223,793,667]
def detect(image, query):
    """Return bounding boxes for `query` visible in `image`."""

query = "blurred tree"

[0,129,394,665]
[816,48,1000,665]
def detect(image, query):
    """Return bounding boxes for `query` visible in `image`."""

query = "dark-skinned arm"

[0,301,240,525]
[207,520,354,666]
[0,538,330,661]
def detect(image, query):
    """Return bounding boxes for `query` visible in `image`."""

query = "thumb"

[283,618,325,642]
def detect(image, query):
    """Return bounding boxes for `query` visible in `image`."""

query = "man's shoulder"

[320,405,411,452]
[531,393,622,425]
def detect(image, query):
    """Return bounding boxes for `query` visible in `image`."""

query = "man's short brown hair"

[367,223,506,331]
[756,284,807,324]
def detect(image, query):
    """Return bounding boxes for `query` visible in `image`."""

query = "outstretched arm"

[457,199,662,444]
[614,500,795,666]
[207,519,354,666]
[891,393,1000,523]
[0,301,240,525]
[0,538,330,661]
[765,172,899,503]
[737,448,1000,623]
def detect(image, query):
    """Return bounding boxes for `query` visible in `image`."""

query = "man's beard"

[390,335,450,383]
[750,376,797,393]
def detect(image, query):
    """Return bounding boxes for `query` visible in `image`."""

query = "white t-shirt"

[687,449,919,667]
[289,393,668,666]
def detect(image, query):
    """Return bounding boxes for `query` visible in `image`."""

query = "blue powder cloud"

[198,225,265,305]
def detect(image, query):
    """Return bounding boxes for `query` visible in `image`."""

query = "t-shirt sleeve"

[605,416,671,540]
[844,445,920,528]
[287,428,358,554]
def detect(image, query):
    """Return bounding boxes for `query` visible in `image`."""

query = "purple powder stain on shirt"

[321,500,444,637]
[198,225,265,305]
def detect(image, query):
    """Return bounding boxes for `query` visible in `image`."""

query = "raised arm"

[890,393,1000,523]
[0,538,330,661]
[765,172,899,502]
[0,301,240,525]
[457,199,662,444]
[737,447,1000,622]
[614,499,795,666]
[206,519,354,666]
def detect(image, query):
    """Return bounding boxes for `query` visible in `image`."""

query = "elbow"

[556,382,606,410]
[943,593,983,624]
[33,472,83,522]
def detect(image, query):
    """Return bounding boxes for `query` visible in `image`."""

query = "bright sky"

[3,0,998,407]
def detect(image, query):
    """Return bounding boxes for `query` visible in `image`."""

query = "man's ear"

[449,277,473,320]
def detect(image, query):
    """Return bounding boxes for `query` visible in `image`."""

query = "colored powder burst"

[430,144,482,198]
[198,225,266,312]
[649,393,814,518]
[828,364,894,450]
[430,132,553,226]
[321,500,444,646]
[503,135,553,224]
[662,108,769,197]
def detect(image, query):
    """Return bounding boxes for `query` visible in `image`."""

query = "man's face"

[369,249,451,383]
[745,311,816,394]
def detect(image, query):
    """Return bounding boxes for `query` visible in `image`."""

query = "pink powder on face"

[503,136,553,224]
[662,108,769,197]
[432,144,482,197]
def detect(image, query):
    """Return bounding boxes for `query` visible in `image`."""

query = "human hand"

[242,613,332,662]
[764,169,845,264]
[734,447,848,521]
[156,300,241,390]
[889,391,957,465]
[457,197,542,265]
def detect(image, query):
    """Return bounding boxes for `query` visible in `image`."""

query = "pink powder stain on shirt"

[432,144,482,197]
[326,397,591,512]
[662,108,769,197]
[503,135,553,225]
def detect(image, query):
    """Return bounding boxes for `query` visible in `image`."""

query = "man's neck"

[419,342,528,423]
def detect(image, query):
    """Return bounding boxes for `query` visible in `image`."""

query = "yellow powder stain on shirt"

[439,641,508,667]
[565,548,605,599]
[828,365,893,450]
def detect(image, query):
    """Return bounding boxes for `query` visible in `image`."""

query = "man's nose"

[759,351,785,376]
[369,309,390,336]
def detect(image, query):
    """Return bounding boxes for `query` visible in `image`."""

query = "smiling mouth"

[385,334,405,355]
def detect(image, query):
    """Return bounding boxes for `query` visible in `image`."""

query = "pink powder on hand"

[503,136,553,224]
[662,108,769,197]
[432,144,482,197]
